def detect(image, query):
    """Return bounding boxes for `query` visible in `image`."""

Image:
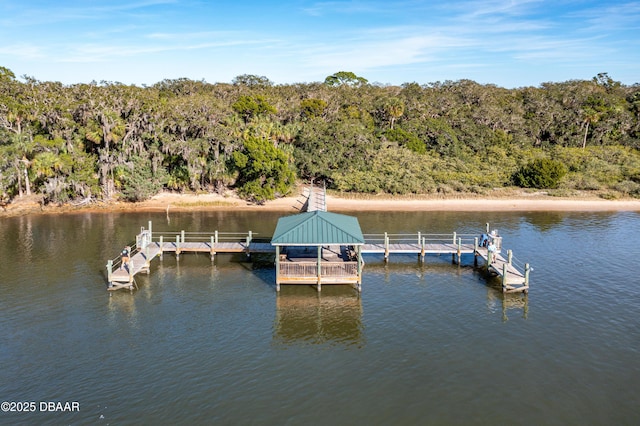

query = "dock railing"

[150,230,258,245]
[364,232,477,244]
[279,261,359,278]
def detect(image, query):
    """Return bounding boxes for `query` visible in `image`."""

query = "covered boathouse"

[271,210,365,292]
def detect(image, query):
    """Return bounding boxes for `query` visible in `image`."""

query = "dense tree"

[232,136,295,203]
[0,66,639,205]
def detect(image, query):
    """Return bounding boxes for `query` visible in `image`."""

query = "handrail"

[150,231,257,243]
[362,232,477,245]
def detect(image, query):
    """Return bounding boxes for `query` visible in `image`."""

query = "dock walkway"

[107,223,530,293]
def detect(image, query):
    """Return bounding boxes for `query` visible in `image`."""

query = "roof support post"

[356,245,362,292]
[275,245,281,291]
[317,246,322,292]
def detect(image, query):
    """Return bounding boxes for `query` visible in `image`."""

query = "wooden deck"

[475,247,530,293]
[106,234,276,291]
[106,224,530,293]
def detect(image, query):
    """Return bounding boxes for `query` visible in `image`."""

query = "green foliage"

[232,74,273,87]
[300,98,327,119]
[232,95,277,122]
[324,71,368,87]
[117,155,167,202]
[294,117,378,181]
[384,128,425,154]
[1,65,639,204]
[233,137,295,203]
[513,158,567,189]
[332,149,433,194]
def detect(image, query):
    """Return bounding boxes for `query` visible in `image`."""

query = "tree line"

[1,67,639,205]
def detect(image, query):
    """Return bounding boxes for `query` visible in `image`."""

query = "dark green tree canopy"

[324,71,368,87]
[513,158,567,189]
[232,95,277,123]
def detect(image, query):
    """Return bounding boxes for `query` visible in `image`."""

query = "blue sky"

[1,0,638,87]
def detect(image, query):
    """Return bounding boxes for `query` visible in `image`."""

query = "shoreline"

[3,191,640,217]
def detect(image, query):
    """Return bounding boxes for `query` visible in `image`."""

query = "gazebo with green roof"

[271,210,365,292]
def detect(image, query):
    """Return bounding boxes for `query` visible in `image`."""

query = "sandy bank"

[2,191,640,217]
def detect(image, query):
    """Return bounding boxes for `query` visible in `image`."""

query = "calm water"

[1,210,639,425]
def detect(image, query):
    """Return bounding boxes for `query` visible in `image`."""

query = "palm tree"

[385,97,405,130]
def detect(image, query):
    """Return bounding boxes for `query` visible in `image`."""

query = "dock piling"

[502,263,508,293]
[384,232,389,262]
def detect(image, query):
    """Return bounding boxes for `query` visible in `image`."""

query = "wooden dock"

[106,223,530,293]
[360,231,530,293]
[106,227,274,291]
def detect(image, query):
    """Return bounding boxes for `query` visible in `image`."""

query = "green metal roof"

[271,211,365,246]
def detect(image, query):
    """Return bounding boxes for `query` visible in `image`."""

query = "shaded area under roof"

[271,211,365,246]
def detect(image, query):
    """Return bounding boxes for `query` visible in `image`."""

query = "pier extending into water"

[106,221,530,294]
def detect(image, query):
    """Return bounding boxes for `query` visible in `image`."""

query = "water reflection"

[273,286,363,346]
[486,289,529,321]
[107,291,139,327]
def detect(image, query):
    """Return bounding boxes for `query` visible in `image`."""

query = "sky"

[0,0,638,88]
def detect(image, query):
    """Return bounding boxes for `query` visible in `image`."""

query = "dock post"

[384,232,389,262]
[357,245,362,292]
[176,235,181,260]
[486,223,490,234]
[317,246,322,292]
[275,246,280,291]
[420,237,425,263]
[451,232,457,263]
[457,237,462,265]
[148,220,152,236]
[246,231,252,258]
[145,243,150,272]
[474,237,478,266]
[181,230,185,244]
[159,235,164,260]
[210,236,215,261]
[107,260,113,285]
[508,250,513,265]
[215,230,219,244]
[525,263,530,288]
[502,263,508,293]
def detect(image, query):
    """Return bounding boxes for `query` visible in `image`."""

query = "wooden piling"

[145,244,150,272]
[502,263,508,292]
[384,232,389,262]
[473,237,478,267]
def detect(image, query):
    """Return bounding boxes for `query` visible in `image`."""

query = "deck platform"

[106,210,530,292]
